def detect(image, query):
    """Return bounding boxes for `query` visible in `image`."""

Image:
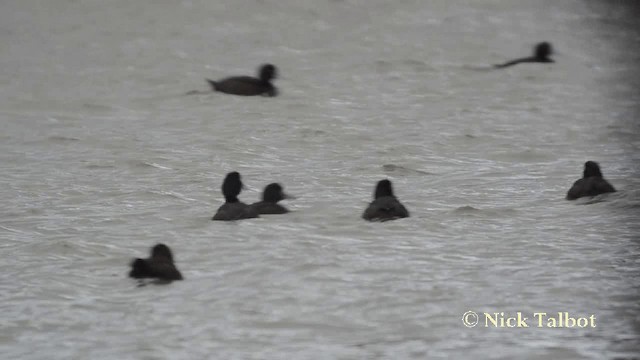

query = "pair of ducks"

[211,172,293,220]
[129,161,616,282]
[196,41,555,98]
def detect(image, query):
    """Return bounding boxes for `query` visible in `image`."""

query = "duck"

[362,179,410,221]
[129,243,183,281]
[566,161,616,200]
[206,64,278,96]
[250,183,294,214]
[212,171,260,220]
[494,42,554,68]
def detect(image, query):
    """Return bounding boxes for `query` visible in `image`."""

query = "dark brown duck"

[129,243,183,281]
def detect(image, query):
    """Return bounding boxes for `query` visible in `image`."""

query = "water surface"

[1,0,639,359]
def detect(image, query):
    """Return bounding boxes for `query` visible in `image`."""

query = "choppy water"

[1,0,639,359]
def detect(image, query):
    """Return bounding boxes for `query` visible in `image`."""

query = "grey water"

[1,0,639,359]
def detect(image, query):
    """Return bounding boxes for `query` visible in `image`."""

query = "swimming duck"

[207,64,278,96]
[566,161,616,200]
[362,179,410,221]
[494,42,554,68]
[129,243,183,281]
[250,183,293,214]
[212,171,260,220]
